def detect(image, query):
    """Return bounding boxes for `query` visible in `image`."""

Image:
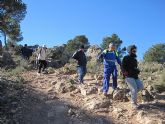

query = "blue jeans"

[77,66,86,83]
[125,78,144,104]
[103,66,118,93]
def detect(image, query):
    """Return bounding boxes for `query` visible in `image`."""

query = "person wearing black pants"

[37,45,47,74]
[38,60,47,73]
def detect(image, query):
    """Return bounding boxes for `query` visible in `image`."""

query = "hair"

[127,45,137,53]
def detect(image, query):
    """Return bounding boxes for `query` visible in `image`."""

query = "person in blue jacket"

[99,42,122,96]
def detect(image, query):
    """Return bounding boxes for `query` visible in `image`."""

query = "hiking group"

[72,43,144,109]
[18,42,144,109]
[20,44,47,75]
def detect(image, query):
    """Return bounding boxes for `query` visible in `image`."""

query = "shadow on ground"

[0,77,115,124]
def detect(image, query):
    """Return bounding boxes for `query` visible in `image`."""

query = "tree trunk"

[0,29,8,50]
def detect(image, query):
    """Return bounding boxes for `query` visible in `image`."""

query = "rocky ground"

[1,69,165,124]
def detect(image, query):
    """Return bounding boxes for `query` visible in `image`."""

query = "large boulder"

[54,79,76,93]
[84,96,111,110]
[86,45,102,60]
[113,88,129,102]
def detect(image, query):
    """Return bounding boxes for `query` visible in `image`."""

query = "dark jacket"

[72,49,87,66]
[122,55,140,79]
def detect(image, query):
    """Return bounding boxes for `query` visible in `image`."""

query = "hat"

[42,44,46,48]
[109,42,115,47]
[127,45,137,53]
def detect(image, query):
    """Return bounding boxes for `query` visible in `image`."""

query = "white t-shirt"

[38,48,46,60]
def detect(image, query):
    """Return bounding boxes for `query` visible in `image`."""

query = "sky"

[19,0,165,60]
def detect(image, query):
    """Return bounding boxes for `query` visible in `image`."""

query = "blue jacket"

[99,50,121,67]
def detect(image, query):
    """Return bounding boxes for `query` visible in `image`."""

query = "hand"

[123,71,128,77]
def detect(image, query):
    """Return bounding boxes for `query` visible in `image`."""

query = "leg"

[112,67,118,89]
[81,66,87,83]
[125,78,138,104]
[38,60,42,73]
[135,79,144,92]
[42,60,47,71]
[103,67,111,93]
[77,66,83,83]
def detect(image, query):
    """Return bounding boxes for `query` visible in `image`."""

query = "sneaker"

[37,72,41,76]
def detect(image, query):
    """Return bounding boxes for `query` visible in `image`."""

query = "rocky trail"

[1,69,165,124]
[19,70,165,124]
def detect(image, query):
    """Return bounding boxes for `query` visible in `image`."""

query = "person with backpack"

[122,45,144,109]
[21,44,29,60]
[72,45,87,84]
[37,45,47,75]
[98,42,122,96]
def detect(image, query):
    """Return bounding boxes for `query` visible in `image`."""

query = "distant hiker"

[33,46,41,69]
[37,45,47,75]
[98,43,122,96]
[72,45,87,84]
[0,40,2,56]
[122,45,144,109]
[21,44,32,60]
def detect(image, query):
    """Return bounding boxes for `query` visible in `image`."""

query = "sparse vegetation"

[144,43,165,63]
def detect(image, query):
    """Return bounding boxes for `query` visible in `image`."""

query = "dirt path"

[20,71,115,124]
[20,70,165,124]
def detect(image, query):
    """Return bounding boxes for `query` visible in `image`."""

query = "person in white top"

[37,45,47,74]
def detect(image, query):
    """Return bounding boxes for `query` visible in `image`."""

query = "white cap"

[109,42,115,47]
[42,44,46,48]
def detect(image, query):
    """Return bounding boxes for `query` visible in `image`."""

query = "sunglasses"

[132,50,136,53]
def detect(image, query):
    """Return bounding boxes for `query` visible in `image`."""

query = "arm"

[121,56,130,77]
[72,51,78,60]
[97,52,105,63]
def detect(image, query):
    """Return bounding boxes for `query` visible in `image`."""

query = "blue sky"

[20,0,165,60]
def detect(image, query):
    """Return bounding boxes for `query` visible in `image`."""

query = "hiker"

[21,44,32,60]
[98,43,122,96]
[122,45,144,109]
[33,46,41,69]
[72,45,87,84]
[37,45,47,75]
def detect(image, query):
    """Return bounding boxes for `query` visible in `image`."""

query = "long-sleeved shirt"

[122,54,139,79]
[38,48,46,60]
[98,50,121,67]
[72,49,87,66]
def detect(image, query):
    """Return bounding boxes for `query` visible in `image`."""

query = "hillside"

[0,46,165,124]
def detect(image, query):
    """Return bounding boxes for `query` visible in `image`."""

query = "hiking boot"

[37,72,41,76]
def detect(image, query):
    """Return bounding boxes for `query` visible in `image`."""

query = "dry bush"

[139,62,164,73]
[154,70,165,93]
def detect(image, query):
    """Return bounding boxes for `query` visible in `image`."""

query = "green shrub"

[47,67,55,74]
[7,66,26,76]
[139,62,164,73]
[62,64,77,74]
[144,43,165,63]
[153,83,165,93]
[160,71,165,83]
[152,71,165,93]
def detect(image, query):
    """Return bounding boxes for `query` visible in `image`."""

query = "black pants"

[38,60,47,73]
